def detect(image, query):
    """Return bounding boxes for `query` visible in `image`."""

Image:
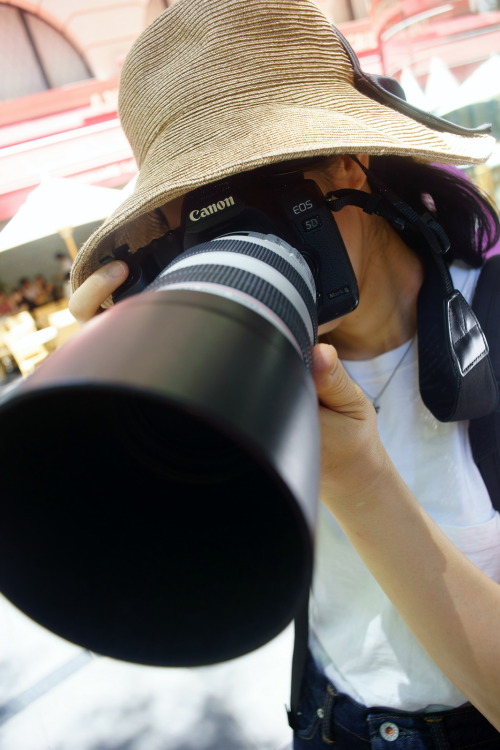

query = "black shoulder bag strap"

[469,255,500,513]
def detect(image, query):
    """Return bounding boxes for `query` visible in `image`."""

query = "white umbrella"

[0,178,129,256]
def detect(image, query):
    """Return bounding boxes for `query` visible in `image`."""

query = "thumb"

[312,343,371,419]
[70,261,128,324]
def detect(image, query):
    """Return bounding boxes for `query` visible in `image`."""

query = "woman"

[69,0,500,745]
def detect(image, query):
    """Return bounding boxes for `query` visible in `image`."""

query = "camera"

[107,165,359,326]
[0,165,358,669]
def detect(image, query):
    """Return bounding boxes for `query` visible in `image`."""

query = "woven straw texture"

[71,0,495,290]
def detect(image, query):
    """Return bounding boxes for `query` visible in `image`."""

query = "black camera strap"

[325,155,450,256]
[417,250,497,421]
[287,590,310,730]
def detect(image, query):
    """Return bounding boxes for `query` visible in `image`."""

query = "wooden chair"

[3,311,37,335]
[32,299,69,329]
[3,326,58,377]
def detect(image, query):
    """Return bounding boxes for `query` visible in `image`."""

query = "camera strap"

[417,250,497,421]
[325,155,450,256]
[287,591,309,730]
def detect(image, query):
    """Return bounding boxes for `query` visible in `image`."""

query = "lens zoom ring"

[174,240,317,326]
[150,264,313,368]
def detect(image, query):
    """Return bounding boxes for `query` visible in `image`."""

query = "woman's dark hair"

[368,155,500,267]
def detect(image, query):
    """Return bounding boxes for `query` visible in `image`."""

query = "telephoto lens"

[0,231,320,667]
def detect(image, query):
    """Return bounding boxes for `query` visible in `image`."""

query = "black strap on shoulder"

[469,255,500,513]
[417,251,498,422]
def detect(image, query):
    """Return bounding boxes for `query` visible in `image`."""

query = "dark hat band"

[334,27,492,138]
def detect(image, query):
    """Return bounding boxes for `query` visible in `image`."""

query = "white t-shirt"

[310,262,500,711]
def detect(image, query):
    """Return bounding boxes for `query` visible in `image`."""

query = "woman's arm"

[313,342,500,730]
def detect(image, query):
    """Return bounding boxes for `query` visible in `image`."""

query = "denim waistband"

[292,653,500,749]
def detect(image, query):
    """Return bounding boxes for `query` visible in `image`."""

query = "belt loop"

[424,715,448,750]
[321,683,337,744]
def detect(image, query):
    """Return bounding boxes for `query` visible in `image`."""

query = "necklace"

[343,336,416,413]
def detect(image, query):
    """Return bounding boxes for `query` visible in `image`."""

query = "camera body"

[109,168,359,325]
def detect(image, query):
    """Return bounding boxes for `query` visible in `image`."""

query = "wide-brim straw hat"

[71,0,495,291]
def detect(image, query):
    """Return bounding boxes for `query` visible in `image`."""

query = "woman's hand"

[311,342,388,507]
[69,261,129,324]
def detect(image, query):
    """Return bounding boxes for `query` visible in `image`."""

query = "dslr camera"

[0,164,360,669]
[108,164,359,327]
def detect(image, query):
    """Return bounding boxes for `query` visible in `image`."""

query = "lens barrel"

[149,232,317,366]
[0,232,320,667]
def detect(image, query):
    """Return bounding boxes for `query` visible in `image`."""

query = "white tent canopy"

[400,67,429,111]
[425,56,460,116]
[400,55,500,117]
[0,178,129,253]
[448,54,500,112]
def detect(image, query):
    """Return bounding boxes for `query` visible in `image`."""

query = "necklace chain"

[343,337,416,413]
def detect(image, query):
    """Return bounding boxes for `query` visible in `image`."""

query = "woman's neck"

[323,228,425,361]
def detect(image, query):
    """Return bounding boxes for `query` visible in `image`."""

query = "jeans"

[292,654,500,749]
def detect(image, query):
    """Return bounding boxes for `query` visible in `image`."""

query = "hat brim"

[71,90,495,290]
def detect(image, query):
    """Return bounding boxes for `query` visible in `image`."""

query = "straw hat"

[71,0,495,291]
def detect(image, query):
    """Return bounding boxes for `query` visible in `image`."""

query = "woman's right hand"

[69,261,129,324]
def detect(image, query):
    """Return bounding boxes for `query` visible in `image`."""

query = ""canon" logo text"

[188,196,235,222]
